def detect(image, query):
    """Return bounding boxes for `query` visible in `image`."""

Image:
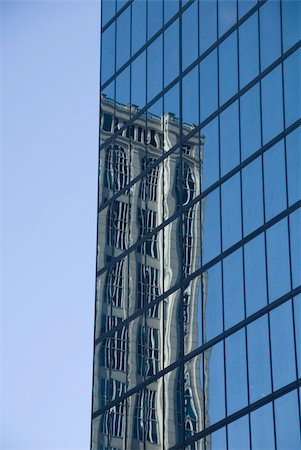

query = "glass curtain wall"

[92,0,301,449]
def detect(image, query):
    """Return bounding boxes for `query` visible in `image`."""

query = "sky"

[1,1,100,448]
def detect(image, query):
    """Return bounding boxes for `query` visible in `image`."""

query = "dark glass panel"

[220,101,240,176]
[226,329,248,415]
[242,157,264,235]
[182,66,199,126]
[240,84,261,160]
[101,22,115,83]
[250,403,275,450]
[218,0,237,37]
[164,19,179,87]
[263,140,287,221]
[182,0,198,70]
[116,6,131,70]
[266,218,291,302]
[284,48,301,128]
[275,390,301,449]
[221,173,242,251]
[286,127,301,206]
[282,0,301,52]
[259,0,281,70]
[239,13,259,88]
[244,233,267,316]
[202,188,221,264]
[219,31,238,105]
[270,301,297,390]
[132,0,147,55]
[203,263,223,342]
[223,248,245,329]
[199,0,217,55]
[289,208,301,289]
[147,35,163,102]
[147,0,163,39]
[102,0,116,27]
[227,415,250,450]
[261,65,284,145]
[201,118,219,191]
[131,51,146,109]
[247,315,272,403]
[199,49,218,121]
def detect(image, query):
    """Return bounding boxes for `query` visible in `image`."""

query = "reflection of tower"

[92,95,206,450]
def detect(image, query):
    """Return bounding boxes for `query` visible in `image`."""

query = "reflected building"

[92,1,301,449]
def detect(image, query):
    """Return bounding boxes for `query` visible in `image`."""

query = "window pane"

[223,248,245,329]
[220,101,240,176]
[101,22,115,83]
[204,263,223,342]
[221,174,242,251]
[293,295,301,378]
[147,0,163,39]
[284,49,301,128]
[199,0,217,54]
[261,66,284,144]
[286,127,301,206]
[239,13,259,88]
[227,415,250,450]
[201,118,219,190]
[240,84,261,160]
[116,7,131,70]
[270,302,297,390]
[182,0,198,70]
[244,234,267,316]
[164,20,179,87]
[202,188,221,264]
[200,50,218,121]
[282,0,301,52]
[132,0,146,55]
[263,140,287,221]
[289,208,301,289]
[242,157,264,235]
[247,315,272,403]
[218,0,237,37]
[147,36,163,101]
[102,0,116,26]
[182,66,199,126]
[251,403,275,450]
[219,32,238,105]
[205,342,226,425]
[260,0,281,70]
[275,390,301,449]
[266,219,291,302]
[164,0,179,24]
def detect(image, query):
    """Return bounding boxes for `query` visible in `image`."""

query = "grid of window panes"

[92,0,301,449]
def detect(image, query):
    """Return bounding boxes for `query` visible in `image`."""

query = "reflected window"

[100,387,125,438]
[134,389,158,444]
[105,260,124,308]
[137,208,158,258]
[137,264,160,317]
[176,161,196,205]
[139,157,160,202]
[107,201,130,250]
[105,144,129,191]
[184,371,198,440]
[101,316,127,371]
[183,207,195,277]
[137,326,160,376]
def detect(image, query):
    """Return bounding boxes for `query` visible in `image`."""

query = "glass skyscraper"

[91,1,301,449]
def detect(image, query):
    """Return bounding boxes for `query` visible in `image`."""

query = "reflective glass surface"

[93,1,301,448]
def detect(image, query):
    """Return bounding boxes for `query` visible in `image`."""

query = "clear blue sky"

[1,1,100,448]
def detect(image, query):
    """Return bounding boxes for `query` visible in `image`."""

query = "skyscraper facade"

[92,1,301,449]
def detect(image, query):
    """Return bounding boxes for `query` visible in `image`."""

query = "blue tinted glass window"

[261,65,284,144]
[266,219,291,301]
[147,0,163,39]
[218,0,237,37]
[226,330,248,414]
[202,188,221,264]
[282,0,301,52]
[132,0,146,55]
[242,157,264,235]
[204,263,223,341]
[284,49,301,128]
[270,302,297,390]
[247,316,272,403]
[238,0,256,18]
[240,84,261,160]
[201,118,219,190]
[163,0,179,24]
[102,0,116,26]
[147,36,163,101]
[101,22,115,82]
[182,0,198,70]
[221,174,242,250]
[116,66,130,106]
[199,50,218,121]
[210,427,227,450]
[275,390,301,449]
[182,67,199,126]
[223,249,245,329]
[244,234,267,316]
[260,0,281,70]
[131,52,146,108]
[251,403,275,450]
[164,20,179,87]
[220,101,240,176]
[219,32,238,105]
[206,342,225,424]
[263,140,287,221]
[199,0,217,54]
[286,127,301,206]
[116,7,131,70]
[293,295,301,378]
[239,13,259,88]
[290,208,301,289]
[227,415,250,450]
